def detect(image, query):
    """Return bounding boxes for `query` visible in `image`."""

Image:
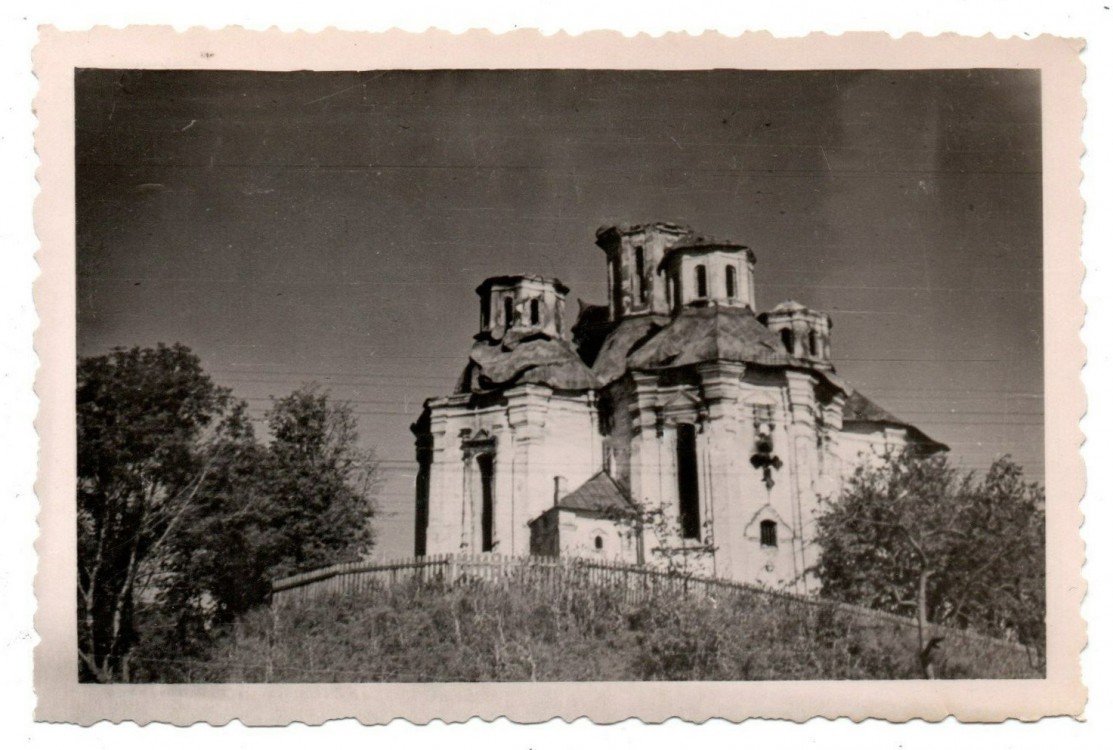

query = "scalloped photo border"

[31,26,1086,725]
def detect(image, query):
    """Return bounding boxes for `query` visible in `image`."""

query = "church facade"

[411,222,944,592]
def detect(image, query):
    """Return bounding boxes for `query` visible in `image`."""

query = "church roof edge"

[475,274,570,296]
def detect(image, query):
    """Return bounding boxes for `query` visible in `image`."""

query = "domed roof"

[590,315,671,386]
[625,305,790,370]
[455,336,599,394]
[586,305,849,390]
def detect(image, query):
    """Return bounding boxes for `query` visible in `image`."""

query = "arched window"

[668,274,678,311]
[695,265,708,298]
[809,330,820,357]
[503,296,514,328]
[634,246,647,304]
[594,535,604,550]
[530,298,540,325]
[780,328,794,354]
[725,265,737,298]
[760,520,778,548]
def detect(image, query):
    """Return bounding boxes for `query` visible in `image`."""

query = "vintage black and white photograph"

[68,62,1058,687]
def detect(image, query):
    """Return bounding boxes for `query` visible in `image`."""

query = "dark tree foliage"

[259,387,377,579]
[77,344,235,682]
[812,452,1045,676]
[138,385,378,681]
[78,344,377,682]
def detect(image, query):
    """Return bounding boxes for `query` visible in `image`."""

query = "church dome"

[455,337,599,394]
[595,222,692,321]
[658,234,757,312]
[475,274,570,344]
[758,300,834,368]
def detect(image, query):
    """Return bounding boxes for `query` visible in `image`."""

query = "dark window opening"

[530,298,540,325]
[611,258,623,315]
[676,423,701,540]
[669,274,678,311]
[760,520,778,548]
[726,265,737,298]
[635,246,648,304]
[503,296,514,328]
[780,328,794,354]
[598,396,615,436]
[809,330,820,357]
[478,453,495,552]
[594,535,604,550]
[695,265,708,298]
[415,454,431,556]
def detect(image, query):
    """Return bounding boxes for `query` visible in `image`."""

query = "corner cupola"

[595,222,692,321]
[758,300,833,367]
[658,234,757,313]
[476,274,570,343]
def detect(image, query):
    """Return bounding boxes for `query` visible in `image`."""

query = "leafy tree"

[812,452,1045,677]
[257,386,378,579]
[78,344,379,682]
[76,344,239,682]
[140,385,378,678]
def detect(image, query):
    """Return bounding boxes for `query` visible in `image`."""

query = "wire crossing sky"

[76,69,1043,559]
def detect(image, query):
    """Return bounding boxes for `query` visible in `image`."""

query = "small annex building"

[411,222,945,591]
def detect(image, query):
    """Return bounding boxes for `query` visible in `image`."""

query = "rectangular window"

[611,258,623,315]
[752,404,774,424]
[760,519,778,547]
[676,423,701,540]
[635,246,647,304]
[477,453,495,552]
[415,454,431,556]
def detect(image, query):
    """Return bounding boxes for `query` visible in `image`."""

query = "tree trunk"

[916,569,942,679]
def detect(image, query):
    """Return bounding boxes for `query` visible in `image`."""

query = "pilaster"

[784,371,821,592]
[696,362,746,578]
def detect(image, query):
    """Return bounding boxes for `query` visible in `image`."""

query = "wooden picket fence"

[270,552,1034,658]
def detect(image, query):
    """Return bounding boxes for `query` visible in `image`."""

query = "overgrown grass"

[137,573,1042,682]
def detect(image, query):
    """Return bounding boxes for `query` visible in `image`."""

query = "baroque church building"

[412,222,944,591]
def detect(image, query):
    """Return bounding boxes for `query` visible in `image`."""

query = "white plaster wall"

[555,510,637,562]
[421,399,510,555]
[832,427,911,476]
[728,383,804,590]
[521,393,602,536]
[421,386,602,557]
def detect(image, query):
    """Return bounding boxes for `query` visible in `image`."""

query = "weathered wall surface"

[553,509,636,562]
[419,385,601,557]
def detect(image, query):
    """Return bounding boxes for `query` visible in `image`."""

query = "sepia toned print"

[34,28,1085,723]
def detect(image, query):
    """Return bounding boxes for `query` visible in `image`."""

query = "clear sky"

[76,68,1043,559]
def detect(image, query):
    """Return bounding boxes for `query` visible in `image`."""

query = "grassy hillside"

[147,573,1042,682]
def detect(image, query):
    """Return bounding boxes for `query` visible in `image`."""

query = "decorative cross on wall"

[750,426,783,490]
